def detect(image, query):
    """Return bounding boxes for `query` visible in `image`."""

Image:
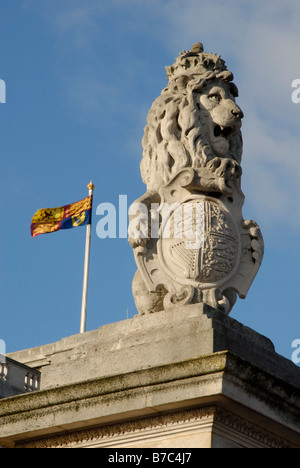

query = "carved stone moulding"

[16,407,297,449]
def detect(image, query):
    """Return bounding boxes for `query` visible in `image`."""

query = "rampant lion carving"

[129,43,264,315]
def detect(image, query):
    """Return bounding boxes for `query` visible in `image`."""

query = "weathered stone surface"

[0,349,299,448]
[7,304,298,392]
[1,305,299,448]
[128,43,264,315]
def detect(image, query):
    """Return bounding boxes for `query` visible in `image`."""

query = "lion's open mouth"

[214,125,233,140]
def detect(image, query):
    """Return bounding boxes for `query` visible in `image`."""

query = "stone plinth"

[1,305,299,448]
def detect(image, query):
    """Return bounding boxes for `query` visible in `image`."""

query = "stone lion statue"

[129,43,263,315]
[141,42,243,195]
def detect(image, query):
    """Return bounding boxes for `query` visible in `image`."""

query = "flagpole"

[80,181,95,333]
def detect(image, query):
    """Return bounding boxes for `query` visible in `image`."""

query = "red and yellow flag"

[31,196,92,238]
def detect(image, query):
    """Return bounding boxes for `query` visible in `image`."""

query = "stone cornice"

[0,351,299,448]
[16,407,297,449]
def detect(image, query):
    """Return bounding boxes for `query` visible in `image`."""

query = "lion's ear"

[217,70,234,83]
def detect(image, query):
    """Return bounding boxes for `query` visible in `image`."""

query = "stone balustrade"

[0,356,40,398]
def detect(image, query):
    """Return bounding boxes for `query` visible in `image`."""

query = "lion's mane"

[141,71,243,192]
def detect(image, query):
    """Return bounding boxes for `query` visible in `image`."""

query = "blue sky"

[1,0,299,364]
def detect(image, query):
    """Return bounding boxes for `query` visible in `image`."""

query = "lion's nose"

[231,107,244,119]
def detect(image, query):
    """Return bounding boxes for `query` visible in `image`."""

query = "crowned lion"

[141,42,243,193]
[129,43,263,315]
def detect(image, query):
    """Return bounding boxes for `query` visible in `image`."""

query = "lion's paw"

[207,157,241,179]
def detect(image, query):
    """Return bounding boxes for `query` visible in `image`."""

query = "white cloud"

[242,115,300,227]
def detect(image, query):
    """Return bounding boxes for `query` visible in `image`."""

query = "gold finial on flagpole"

[87,180,95,192]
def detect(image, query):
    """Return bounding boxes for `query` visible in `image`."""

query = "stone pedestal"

[0,305,299,448]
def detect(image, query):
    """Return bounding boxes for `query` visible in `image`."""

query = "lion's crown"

[165,42,233,83]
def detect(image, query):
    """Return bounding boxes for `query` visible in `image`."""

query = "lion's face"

[195,79,243,158]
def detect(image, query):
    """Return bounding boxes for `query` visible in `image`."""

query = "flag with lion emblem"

[31,196,92,238]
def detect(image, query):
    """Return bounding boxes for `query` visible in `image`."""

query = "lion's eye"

[208,93,221,102]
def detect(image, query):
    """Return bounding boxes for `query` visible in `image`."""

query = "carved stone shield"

[158,198,240,289]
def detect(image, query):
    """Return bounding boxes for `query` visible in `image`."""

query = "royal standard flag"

[31,196,92,238]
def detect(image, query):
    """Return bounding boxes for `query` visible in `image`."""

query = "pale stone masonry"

[0,305,299,448]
